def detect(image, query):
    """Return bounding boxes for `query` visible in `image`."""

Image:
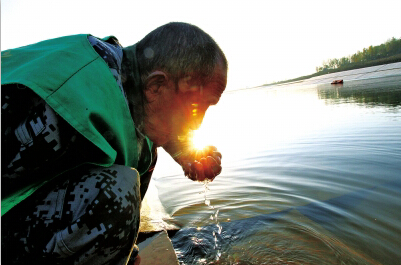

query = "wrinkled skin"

[143,60,227,181]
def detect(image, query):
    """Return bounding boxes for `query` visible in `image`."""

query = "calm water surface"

[150,75,401,265]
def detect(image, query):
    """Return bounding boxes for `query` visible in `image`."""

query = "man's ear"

[144,71,168,102]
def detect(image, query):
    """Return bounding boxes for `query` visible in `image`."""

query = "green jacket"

[1,34,152,215]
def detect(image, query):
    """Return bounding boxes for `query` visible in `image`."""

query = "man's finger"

[194,161,206,181]
[208,156,222,176]
[200,157,207,167]
[186,162,196,181]
[204,146,217,153]
[211,152,222,165]
[213,151,222,159]
[182,162,191,175]
[212,164,222,176]
[202,156,216,180]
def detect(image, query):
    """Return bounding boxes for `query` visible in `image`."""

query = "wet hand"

[181,146,222,182]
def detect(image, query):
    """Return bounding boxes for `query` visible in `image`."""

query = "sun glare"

[191,128,209,151]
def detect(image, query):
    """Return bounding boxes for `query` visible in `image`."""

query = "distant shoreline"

[263,54,401,87]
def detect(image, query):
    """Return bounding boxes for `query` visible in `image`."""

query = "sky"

[1,0,400,90]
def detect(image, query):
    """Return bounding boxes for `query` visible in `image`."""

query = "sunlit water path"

[150,74,401,264]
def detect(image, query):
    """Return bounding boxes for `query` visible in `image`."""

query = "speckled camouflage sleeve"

[1,85,80,182]
[1,164,142,265]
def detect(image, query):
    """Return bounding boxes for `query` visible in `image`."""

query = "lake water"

[145,73,401,264]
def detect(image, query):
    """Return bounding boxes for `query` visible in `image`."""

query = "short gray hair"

[136,22,227,85]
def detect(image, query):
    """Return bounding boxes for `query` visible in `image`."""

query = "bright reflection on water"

[152,75,401,265]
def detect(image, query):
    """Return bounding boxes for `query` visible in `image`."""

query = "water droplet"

[215,209,219,219]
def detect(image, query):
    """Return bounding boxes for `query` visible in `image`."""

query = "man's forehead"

[180,61,227,104]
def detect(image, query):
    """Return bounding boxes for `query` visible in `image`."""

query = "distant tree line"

[316,37,401,72]
[262,37,401,87]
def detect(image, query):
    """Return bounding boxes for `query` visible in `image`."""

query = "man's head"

[136,22,227,85]
[135,22,228,146]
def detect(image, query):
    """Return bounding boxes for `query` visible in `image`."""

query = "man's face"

[146,62,227,146]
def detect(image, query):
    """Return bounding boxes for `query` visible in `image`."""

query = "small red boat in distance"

[331,79,343,84]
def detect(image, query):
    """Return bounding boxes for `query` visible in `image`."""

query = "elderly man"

[1,22,227,264]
